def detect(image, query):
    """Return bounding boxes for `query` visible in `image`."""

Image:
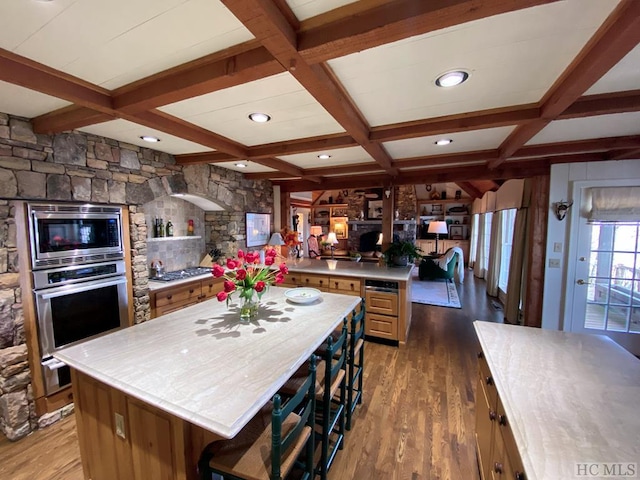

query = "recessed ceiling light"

[248,113,271,123]
[140,135,160,143]
[435,70,469,88]
[317,154,331,160]
[435,138,453,146]
[235,163,247,168]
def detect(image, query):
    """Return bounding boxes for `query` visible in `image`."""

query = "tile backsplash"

[144,196,206,272]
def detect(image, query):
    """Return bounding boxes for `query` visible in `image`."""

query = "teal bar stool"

[198,355,317,480]
[280,323,348,480]
[346,300,365,431]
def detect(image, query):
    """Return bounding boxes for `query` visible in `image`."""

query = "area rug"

[411,273,461,309]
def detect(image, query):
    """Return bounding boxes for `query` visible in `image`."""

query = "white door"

[571,217,640,355]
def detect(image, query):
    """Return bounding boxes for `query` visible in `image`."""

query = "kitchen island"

[55,287,361,480]
[474,321,640,480]
[148,258,414,344]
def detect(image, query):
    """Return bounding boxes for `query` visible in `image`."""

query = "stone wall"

[0,112,273,440]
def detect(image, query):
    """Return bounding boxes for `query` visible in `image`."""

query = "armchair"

[419,249,460,282]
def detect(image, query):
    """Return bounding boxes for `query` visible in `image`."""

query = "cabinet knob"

[498,414,507,426]
[477,351,484,359]
[485,376,494,386]
[167,295,172,300]
[189,288,194,293]
[489,410,497,421]
[494,462,503,474]
[515,472,526,480]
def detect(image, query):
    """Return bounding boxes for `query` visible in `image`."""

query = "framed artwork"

[246,213,270,247]
[431,204,443,213]
[366,200,383,219]
[450,225,463,240]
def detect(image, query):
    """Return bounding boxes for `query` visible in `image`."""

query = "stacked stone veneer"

[0,112,272,440]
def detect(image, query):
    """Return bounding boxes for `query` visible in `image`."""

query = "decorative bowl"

[284,288,321,304]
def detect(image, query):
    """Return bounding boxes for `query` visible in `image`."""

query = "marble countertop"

[474,322,640,480]
[284,258,413,281]
[148,273,212,292]
[55,287,361,439]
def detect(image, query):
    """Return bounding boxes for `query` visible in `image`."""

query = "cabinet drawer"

[330,277,361,295]
[365,313,397,339]
[365,290,398,316]
[200,278,222,300]
[301,274,329,290]
[496,397,525,479]
[155,283,201,308]
[478,353,498,408]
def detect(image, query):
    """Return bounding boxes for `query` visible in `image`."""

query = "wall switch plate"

[553,242,562,253]
[548,258,561,268]
[115,413,126,439]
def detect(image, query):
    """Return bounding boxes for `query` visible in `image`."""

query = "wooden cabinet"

[283,273,361,297]
[417,238,470,264]
[417,199,472,243]
[475,352,526,480]
[150,277,223,318]
[364,290,398,340]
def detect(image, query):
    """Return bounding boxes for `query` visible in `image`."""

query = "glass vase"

[239,290,259,323]
[288,246,298,261]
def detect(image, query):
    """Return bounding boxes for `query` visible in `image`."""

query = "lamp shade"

[267,232,284,246]
[376,233,383,245]
[428,221,448,235]
[326,232,339,245]
[309,225,323,236]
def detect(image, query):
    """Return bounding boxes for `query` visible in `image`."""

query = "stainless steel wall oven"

[28,203,129,395]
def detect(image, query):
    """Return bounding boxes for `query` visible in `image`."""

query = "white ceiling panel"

[284,0,358,21]
[527,112,640,145]
[159,72,345,146]
[279,146,375,168]
[79,119,211,155]
[7,0,253,89]
[383,126,515,159]
[586,43,640,95]
[0,81,71,118]
[328,0,620,127]
[401,160,485,171]
[215,161,275,174]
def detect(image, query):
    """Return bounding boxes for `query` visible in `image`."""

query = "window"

[498,209,517,292]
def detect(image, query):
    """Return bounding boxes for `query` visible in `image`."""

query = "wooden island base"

[72,370,219,480]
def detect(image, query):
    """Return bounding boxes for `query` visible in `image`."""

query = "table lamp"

[427,221,448,254]
[268,232,284,246]
[326,231,339,259]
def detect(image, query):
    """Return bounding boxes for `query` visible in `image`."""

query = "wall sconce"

[553,200,573,221]
[385,188,391,198]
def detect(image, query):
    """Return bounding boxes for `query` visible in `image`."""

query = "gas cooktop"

[150,266,212,282]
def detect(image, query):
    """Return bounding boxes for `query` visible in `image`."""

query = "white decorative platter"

[284,288,321,304]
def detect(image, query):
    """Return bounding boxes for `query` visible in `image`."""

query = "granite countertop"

[55,287,360,439]
[474,321,640,480]
[148,273,212,292]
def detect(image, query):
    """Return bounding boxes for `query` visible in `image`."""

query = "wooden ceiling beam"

[608,148,640,161]
[247,133,357,159]
[174,151,238,166]
[33,106,115,134]
[370,104,540,142]
[221,0,398,175]
[251,157,322,183]
[560,89,640,119]
[492,0,640,168]
[456,181,483,199]
[511,135,640,158]
[132,110,248,158]
[113,43,283,114]
[298,0,561,64]
[0,48,112,113]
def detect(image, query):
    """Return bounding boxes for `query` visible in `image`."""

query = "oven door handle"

[42,357,66,370]
[38,276,127,300]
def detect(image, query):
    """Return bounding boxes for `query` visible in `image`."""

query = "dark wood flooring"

[0,274,502,480]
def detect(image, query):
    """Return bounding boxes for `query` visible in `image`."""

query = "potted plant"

[383,241,423,267]
[349,252,362,262]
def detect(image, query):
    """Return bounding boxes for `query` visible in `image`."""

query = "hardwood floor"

[0,274,501,480]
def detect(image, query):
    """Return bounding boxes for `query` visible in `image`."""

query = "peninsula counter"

[55,287,361,480]
[474,321,640,480]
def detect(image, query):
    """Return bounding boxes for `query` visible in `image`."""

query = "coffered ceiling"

[1,0,639,196]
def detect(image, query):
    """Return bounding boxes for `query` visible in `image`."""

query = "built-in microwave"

[28,203,124,269]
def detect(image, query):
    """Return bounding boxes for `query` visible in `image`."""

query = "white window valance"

[588,186,640,222]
